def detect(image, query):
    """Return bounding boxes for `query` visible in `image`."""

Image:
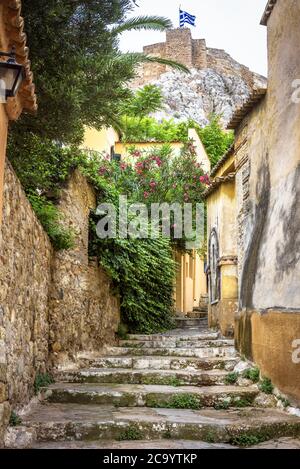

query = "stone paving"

[7,318,300,449]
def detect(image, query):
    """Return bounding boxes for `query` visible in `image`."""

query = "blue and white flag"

[179,9,196,27]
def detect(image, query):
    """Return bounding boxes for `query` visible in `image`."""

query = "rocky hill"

[132,29,267,127]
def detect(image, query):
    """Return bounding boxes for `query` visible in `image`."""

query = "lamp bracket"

[0,47,16,61]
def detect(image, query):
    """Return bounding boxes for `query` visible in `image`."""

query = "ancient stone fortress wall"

[133,28,258,88]
[0,164,119,444]
[234,0,300,404]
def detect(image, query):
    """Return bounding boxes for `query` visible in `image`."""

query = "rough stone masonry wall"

[132,28,261,88]
[49,170,120,368]
[0,164,120,444]
[0,162,52,444]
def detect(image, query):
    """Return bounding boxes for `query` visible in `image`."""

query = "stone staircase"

[13,323,300,449]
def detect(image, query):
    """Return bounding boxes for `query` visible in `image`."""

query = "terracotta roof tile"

[202,172,236,199]
[226,88,267,130]
[210,144,234,177]
[260,0,278,26]
[1,0,37,113]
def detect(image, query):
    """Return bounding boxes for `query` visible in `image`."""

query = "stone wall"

[0,162,52,444]
[0,164,120,444]
[235,0,300,404]
[49,170,120,368]
[132,28,264,89]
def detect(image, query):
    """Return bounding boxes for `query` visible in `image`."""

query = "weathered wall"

[49,170,120,368]
[235,0,300,403]
[207,181,238,336]
[0,104,8,227]
[0,162,52,430]
[0,165,120,444]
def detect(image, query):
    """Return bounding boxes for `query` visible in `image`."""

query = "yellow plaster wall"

[115,141,183,159]
[82,127,120,155]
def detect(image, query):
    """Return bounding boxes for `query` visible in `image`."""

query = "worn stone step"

[119,339,234,349]
[56,368,231,386]
[127,331,219,341]
[21,404,300,445]
[31,440,236,449]
[176,318,207,328]
[90,355,238,371]
[106,345,236,359]
[42,383,259,408]
[186,311,207,319]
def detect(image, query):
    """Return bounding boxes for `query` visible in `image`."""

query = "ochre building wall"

[235,0,300,404]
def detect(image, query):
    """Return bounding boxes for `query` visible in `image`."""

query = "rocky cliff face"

[143,68,266,127]
[131,29,267,127]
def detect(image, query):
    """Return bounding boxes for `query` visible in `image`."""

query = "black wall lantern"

[0,47,25,101]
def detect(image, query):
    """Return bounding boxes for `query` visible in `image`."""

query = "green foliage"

[89,222,176,334]
[214,400,230,410]
[118,425,143,441]
[117,323,129,340]
[232,434,263,447]
[242,367,260,383]
[121,85,164,118]
[9,411,22,427]
[34,373,55,395]
[149,393,202,410]
[192,115,234,167]
[121,116,189,143]
[7,133,84,195]
[234,398,252,408]
[278,396,290,408]
[28,193,75,250]
[259,377,274,395]
[85,144,208,333]
[225,372,238,385]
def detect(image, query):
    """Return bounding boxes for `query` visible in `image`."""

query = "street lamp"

[0,47,25,102]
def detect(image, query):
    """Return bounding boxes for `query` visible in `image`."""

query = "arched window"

[208,228,220,303]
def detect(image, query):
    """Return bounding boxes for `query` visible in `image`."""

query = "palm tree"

[110,15,190,74]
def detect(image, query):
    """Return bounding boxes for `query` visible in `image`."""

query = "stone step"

[90,355,238,371]
[106,345,236,359]
[127,331,219,341]
[119,339,233,349]
[42,383,259,408]
[56,368,231,386]
[186,311,207,319]
[31,440,236,449]
[176,318,207,328]
[21,404,300,445]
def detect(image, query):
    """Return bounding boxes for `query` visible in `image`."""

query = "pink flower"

[98,167,107,175]
[149,181,157,188]
[155,157,162,167]
[199,176,206,183]
[120,163,127,171]
[144,191,150,199]
[132,150,141,157]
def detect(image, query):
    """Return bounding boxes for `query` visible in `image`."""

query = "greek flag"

[180,9,196,27]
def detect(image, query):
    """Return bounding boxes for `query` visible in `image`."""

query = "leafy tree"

[121,84,163,118]
[192,116,234,167]
[11,1,187,145]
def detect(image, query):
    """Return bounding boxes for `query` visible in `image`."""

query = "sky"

[119,0,268,76]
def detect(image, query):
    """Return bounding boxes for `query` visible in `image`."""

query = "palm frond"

[122,52,190,74]
[111,16,172,36]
